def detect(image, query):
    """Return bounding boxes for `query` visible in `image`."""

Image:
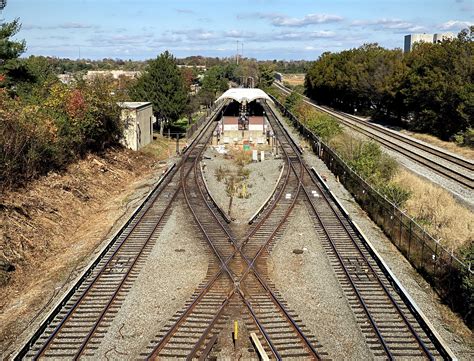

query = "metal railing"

[270,95,473,323]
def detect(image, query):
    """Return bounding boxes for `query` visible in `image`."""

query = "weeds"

[215,166,227,182]
[393,170,474,252]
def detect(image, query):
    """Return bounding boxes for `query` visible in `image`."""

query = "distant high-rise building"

[404,32,455,53]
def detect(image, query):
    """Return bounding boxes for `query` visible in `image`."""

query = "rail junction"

[15,90,456,360]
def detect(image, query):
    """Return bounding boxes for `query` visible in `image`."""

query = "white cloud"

[351,18,427,33]
[23,22,98,30]
[439,20,473,30]
[272,30,336,41]
[238,12,343,27]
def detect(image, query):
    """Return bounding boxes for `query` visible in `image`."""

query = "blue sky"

[3,0,473,60]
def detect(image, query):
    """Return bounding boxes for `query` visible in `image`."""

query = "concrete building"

[85,70,142,81]
[404,32,455,52]
[118,102,155,151]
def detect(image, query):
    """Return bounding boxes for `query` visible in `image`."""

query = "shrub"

[307,113,342,142]
[232,150,252,167]
[380,183,411,208]
[215,166,226,182]
[0,77,122,190]
[453,128,474,148]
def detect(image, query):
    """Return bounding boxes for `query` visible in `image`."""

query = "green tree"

[0,18,28,92]
[258,64,275,90]
[201,65,228,98]
[131,51,187,133]
[401,29,473,139]
[284,91,302,113]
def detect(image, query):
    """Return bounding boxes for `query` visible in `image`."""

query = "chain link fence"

[271,96,472,322]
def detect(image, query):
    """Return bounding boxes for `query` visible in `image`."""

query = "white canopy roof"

[216,88,273,104]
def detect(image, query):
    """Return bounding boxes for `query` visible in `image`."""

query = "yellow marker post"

[233,320,238,341]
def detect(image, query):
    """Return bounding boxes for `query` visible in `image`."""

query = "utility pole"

[241,42,244,60]
[236,40,239,65]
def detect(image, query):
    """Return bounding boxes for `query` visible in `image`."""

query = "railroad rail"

[274,81,474,189]
[15,103,226,360]
[144,105,324,359]
[16,91,454,360]
[264,100,454,360]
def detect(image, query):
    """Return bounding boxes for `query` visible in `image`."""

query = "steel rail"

[146,119,239,360]
[196,157,321,359]
[265,101,435,360]
[32,166,180,360]
[150,119,320,359]
[273,82,474,189]
[182,141,282,359]
[71,185,181,360]
[31,102,225,360]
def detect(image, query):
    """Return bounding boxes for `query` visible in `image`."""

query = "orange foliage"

[66,89,86,119]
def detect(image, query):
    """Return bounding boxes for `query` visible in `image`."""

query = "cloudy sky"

[3,0,473,60]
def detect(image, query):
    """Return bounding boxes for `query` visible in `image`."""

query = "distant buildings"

[404,33,455,53]
[85,70,141,81]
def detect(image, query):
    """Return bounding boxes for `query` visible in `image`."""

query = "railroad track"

[264,100,453,360]
[274,81,474,189]
[15,104,226,360]
[144,107,324,360]
[16,92,454,360]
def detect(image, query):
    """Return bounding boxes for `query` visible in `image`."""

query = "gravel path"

[268,202,373,360]
[202,146,283,224]
[270,103,473,360]
[85,199,209,360]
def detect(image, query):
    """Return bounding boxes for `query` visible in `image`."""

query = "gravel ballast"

[269,103,473,360]
[268,202,373,360]
[202,145,283,225]
[83,199,209,360]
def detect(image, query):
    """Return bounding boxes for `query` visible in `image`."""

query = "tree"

[304,31,473,140]
[131,51,187,134]
[284,91,302,113]
[0,18,27,92]
[258,64,274,90]
[401,29,473,139]
[201,65,228,99]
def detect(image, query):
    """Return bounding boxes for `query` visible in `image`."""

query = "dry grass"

[282,73,305,86]
[0,147,160,352]
[231,149,252,167]
[393,170,474,253]
[140,133,184,160]
[399,130,474,159]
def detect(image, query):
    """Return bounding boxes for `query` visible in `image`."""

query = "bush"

[380,183,411,208]
[307,113,342,143]
[0,77,121,190]
[284,91,302,113]
[458,243,473,326]
[453,128,474,148]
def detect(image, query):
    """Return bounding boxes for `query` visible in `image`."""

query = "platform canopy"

[216,88,273,104]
